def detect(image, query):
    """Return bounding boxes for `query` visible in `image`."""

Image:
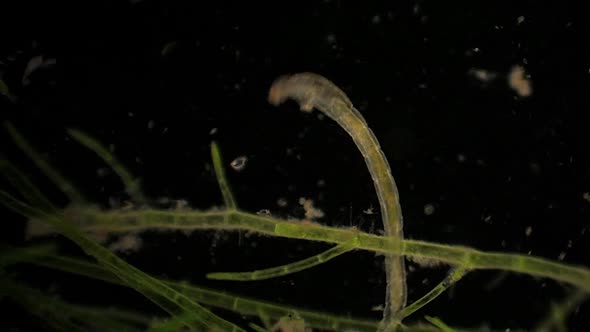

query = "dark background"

[1,1,589,330]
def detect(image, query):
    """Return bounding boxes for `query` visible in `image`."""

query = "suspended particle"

[525,226,533,237]
[161,41,178,56]
[256,209,271,216]
[363,207,376,215]
[508,65,532,97]
[371,304,385,312]
[423,204,435,216]
[209,127,218,135]
[469,68,497,82]
[230,156,247,171]
[277,198,288,207]
[299,197,324,220]
[108,234,143,253]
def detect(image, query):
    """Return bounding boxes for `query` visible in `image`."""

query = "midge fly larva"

[269,72,407,329]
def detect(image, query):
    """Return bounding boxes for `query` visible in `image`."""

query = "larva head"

[268,75,291,106]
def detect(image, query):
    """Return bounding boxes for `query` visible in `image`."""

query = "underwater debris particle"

[108,233,143,253]
[423,204,435,216]
[529,162,541,175]
[96,167,110,177]
[363,207,376,215]
[174,199,189,210]
[272,313,307,332]
[457,154,466,163]
[371,304,385,312]
[326,33,336,44]
[230,156,247,171]
[161,41,178,56]
[299,197,324,220]
[582,192,590,202]
[469,68,497,82]
[256,209,271,216]
[209,127,218,135]
[409,256,445,268]
[517,16,525,24]
[508,65,532,97]
[525,226,533,237]
[22,55,56,85]
[558,252,567,261]
[277,197,288,207]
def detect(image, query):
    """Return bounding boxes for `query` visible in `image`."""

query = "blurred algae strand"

[268,72,407,329]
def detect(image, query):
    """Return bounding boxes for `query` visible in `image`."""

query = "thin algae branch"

[207,241,356,281]
[269,72,407,327]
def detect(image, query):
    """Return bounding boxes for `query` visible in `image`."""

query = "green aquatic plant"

[1,73,589,331]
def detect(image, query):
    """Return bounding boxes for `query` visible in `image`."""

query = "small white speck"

[230,156,248,171]
[582,192,590,202]
[525,226,532,237]
[209,127,218,135]
[363,207,376,215]
[529,162,541,175]
[256,209,271,216]
[558,252,567,261]
[147,120,155,129]
[277,198,288,207]
[517,16,525,24]
[96,168,109,177]
[424,204,435,216]
[326,34,336,44]
[469,68,497,82]
[457,154,466,162]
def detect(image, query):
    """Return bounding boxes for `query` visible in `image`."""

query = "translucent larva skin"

[269,73,356,117]
[269,73,407,325]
